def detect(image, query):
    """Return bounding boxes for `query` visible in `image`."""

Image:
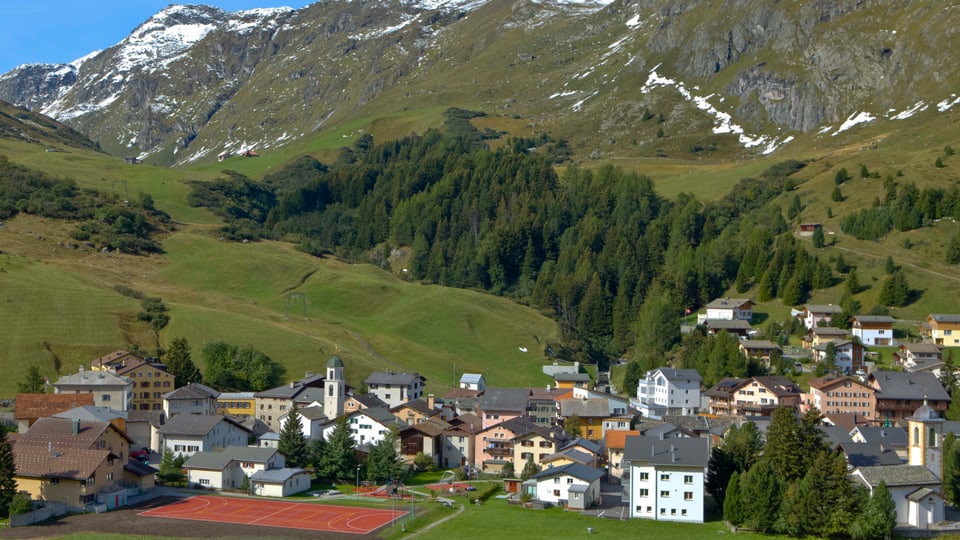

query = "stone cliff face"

[0,0,957,163]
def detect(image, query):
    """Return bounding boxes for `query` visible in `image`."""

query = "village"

[3,302,960,536]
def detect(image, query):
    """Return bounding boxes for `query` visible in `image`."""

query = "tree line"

[188,109,826,366]
[840,180,960,240]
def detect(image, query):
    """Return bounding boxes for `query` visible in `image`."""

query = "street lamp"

[356,466,361,497]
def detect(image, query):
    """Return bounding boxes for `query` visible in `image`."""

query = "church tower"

[324,356,345,420]
[907,399,945,477]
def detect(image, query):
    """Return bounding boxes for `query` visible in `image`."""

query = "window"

[553,489,560,497]
[638,488,648,497]
[567,478,574,484]
[682,509,688,516]
[660,490,670,498]
[50,477,60,485]
[646,506,652,513]
[102,394,111,401]
[684,475,693,484]
[660,508,666,515]
[199,479,210,486]
[107,473,114,481]
[554,478,560,484]
[671,509,677,515]
[660,473,670,481]
[684,491,694,501]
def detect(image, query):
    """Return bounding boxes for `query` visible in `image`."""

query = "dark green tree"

[846,268,861,295]
[775,480,805,536]
[157,448,185,485]
[279,402,309,468]
[723,471,744,525]
[835,253,849,273]
[707,421,763,505]
[884,255,896,274]
[165,337,202,388]
[0,430,16,518]
[832,185,844,202]
[501,461,515,479]
[850,480,896,540]
[564,415,582,438]
[621,361,645,400]
[317,416,357,481]
[947,232,960,265]
[18,364,46,394]
[812,225,825,248]
[741,460,782,533]
[633,285,680,358]
[521,456,540,480]
[798,450,859,537]
[365,431,404,483]
[787,194,802,220]
[835,168,851,185]
[878,270,910,307]
[943,432,960,505]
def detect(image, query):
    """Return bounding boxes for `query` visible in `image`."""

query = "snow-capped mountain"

[1,0,958,165]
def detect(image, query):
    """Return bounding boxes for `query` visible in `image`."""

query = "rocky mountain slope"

[1,0,958,165]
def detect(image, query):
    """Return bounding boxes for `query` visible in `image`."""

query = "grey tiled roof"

[530,462,604,483]
[364,371,425,386]
[623,435,710,468]
[351,393,389,408]
[53,406,126,423]
[930,314,960,323]
[837,443,903,467]
[559,398,611,419]
[868,371,950,401]
[184,446,279,470]
[480,388,531,413]
[250,467,309,483]
[854,464,940,487]
[159,414,249,436]
[163,382,220,400]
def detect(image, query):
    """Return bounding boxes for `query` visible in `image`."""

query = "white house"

[459,373,487,392]
[526,463,604,510]
[850,315,896,347]
[634,368,702,420]
[851,464,943,528]
[250,468,312,497]
[322,407,400,448]
[53,368,133,411]
[364,372,427,408]
[623,435,710,523]
[158,414,250,457]
[698,298,754,324]
[183,447,285,490]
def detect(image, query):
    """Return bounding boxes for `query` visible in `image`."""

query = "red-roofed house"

[15,393,95,433]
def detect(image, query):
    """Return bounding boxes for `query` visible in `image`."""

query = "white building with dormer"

[634,368,702,420]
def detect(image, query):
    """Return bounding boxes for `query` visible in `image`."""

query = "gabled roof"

[530,462,604,483]
[127,410,165,427]
[809,326,848,336]
[837,443,902,468]
[54,369,130,387]
[643,423,696,439]
[163,382,219,401]
[480,416,540,438]
[622,435,710,468]
[561,437,602,455]
[250,467,309,483]
[400,417,451,438]
[853,464,940,487]
[217,392,256,400]
[17,417,133,448]
[851,426,908,446]
[559,398,611,419]
[15,393,94,420]
[542,449,594,466]
[349,393,389,409]
[850,315,896,325]
[91,350,142,369]
[702,319,752,330]
[158,414,249,437]
[928,314,960,324]
[255,374,326,400]
[867,371,950,401]
[292,387,327,405]
[739,340,781,351]
[647,368,702,383]
[899,343,944,354]
[704,377,745,398]
[183,447,279,470]
[479,388,531,413]
[124,458,158,477]
[392,398,436,417]
[553,372,591,383]
[291,405,328,421]
[13,446,112,480]
[364,371,425,386]
[460,373,485,385]
[116,358,170,377]
[750,376,802,398]
[53,406,126,423]
[604,430,641,451]
[804,304,842,314]
[705,298,754,310]
[819,425,854,448]
[809,374,872,392]
[353,407,400,426]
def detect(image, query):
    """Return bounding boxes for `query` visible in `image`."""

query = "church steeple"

[907,397,945,477]
[324,356,345,420]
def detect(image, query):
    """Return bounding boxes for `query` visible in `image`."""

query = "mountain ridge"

[0,1,958,166]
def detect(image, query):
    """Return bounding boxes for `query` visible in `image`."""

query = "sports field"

[138,495,406,534]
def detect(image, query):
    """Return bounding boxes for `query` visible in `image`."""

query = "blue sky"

[0,1,313,74]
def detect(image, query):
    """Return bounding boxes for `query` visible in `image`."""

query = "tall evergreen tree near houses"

[365,430,404,483]
[18,364,46,394]
[317,415,357,482]
[521,456,540,480]
[0,429,16,518]
[279,402,309,468]
[740,460,782,533]
[851,480,896,540]
[723,471,745,526]
[878,269,910,307]
[165,337,202,388]
[943,432,960,505]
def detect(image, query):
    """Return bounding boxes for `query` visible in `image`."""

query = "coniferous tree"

[317,416,357,481]
[365,431,404,483]
[279,402,309,468]
[0,430,16,518]
[741,460,781,533]
[846,268,861,295]
[157,448,185,485]
[943,432,959,505]
[165,337,201,388]
[812,225,825,248]
[878,270,910,307]
[851,480,896,540]
[521,456,540,480]
[884,255,896,274]
[775,480,805,536]
[723,471,744,525]
[948,232,960,265]
[501,461,515,479]
[564,415,582,438]
[764,407,803,481]
[633,284,679,358]
[18,365,46,394]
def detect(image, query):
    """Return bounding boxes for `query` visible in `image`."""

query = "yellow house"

[390,396,437,426]
[512,426,567,466]
[924,314,960,346]
[216,392,257,420]
[116,359,175,412]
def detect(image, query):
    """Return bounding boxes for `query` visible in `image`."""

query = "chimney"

[305,371,314,379]
[428,394,435,409]
[72,418,80,435]
[289,381,295,388]
[546,385,551,392]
